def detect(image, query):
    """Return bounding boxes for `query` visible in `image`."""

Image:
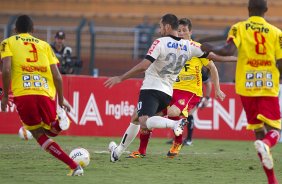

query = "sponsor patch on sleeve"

[147,40,160,55]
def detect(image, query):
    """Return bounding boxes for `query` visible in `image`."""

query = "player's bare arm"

[201,39,237,56]
[104,59,151,88]
[208,52,237,62]
[62,98,71,112]
[1,56,12,112]
[50,64,68,110]
[276,58,282,76]
[200,81,212,108]
[205,61,226,101]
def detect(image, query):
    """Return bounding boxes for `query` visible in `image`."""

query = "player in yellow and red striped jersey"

[166,66,212,146]
[128,18,236,159]
[201,1,282,183]
[0,15,83,176]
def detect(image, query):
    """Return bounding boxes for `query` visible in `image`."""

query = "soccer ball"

[18,126,33,140]
[69,148,90,167]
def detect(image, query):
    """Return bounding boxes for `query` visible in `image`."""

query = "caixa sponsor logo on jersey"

[167,42,187,51]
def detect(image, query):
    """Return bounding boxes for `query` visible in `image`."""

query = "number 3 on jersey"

[254,31,266,55]
[24,42,38,62]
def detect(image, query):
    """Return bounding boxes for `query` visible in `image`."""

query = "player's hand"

[104,76,122,88]
[1,96,12,112]
[215,89,226,101]
[200,42,213,53]
[62,98,71,112]
[200,97,210,108]
[57,97,70,112]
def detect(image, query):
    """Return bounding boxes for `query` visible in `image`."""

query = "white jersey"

[141,35,206,96]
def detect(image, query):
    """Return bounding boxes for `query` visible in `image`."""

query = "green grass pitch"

[0,134,281,184]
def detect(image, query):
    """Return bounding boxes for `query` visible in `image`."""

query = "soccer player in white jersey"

[105,14,211,162]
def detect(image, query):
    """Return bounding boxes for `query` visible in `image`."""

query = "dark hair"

[55,31,65,39]
[248,0,268,15]
[15,15,33,33]
[161,14,179,30]
[179,18,192,31]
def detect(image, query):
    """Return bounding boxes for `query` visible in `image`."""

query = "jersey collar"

[248,16,266,23]
[18,33,31,37]
[168,35,181,41]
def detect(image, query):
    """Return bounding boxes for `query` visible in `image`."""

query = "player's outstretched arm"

[208,52,237,62]
[104,59,151,88]
[201,40,237,56]
[206,61,226,101]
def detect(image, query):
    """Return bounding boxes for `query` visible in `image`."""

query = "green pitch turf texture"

[0,134,281,184]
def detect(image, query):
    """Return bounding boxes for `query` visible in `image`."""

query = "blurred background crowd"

[1,0,282,81]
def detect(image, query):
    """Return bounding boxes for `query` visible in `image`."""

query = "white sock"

[146,116,176,129]
[116,123,140,157]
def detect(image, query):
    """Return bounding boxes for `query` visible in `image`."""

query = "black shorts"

[137,89,171,117]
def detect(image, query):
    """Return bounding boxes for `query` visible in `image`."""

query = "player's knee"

[44,129,59,137]
[138,116,148,129]
[47,120,62,136]
[254,128,265,140]
[29,128,45,140]
[167,106,181,117]
[131,120,140,125]
[131,109,138,122]
[131,114,138,122]
[140,123,147,129]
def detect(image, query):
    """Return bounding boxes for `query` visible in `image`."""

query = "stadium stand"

[1,0,282,80]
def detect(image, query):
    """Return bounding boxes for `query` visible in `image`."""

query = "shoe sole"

[254,140,273,169]
[126,155,145,158]
[167,153,178,159]
[59,120,70,131]
[58,109,70,130]
[167,150,179,158]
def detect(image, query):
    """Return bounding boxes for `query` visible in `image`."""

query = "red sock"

[263,130,280,148]
[257,153,278,184]
[37,134,78,169]
[174,134,183,144]
[138,129,152,155]
[168,116,182,144]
